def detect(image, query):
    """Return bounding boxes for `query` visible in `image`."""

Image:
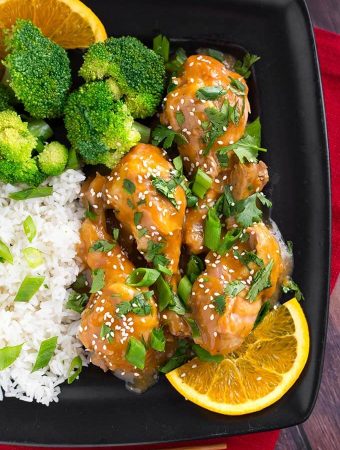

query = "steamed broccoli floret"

[0,110,45,185]
[0,84,16,111]
[3,19,71,119]
[64,80,141,167]
[79,36,165,119]
[38,141,68,176]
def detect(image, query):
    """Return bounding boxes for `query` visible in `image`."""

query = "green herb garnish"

[14,276,45,302]
[150,328,166,352]
[234,53,260,79]
[213,294,226,315]
[0,344,23,370]
[225,280,246,297]
[22,247,44,268]
[89,240,115,253]
[66,291,88,313]
[196,86,226,101]
[153,34,170,61]
[185,318,201,338]
[134,212,143,226]
[152,176,178,208]
[160,339,192,373]
[125,337,146,370]
[282,279,304,301]
[253,301,271,328]
[9,186,53,201]
[175,111,185,127]
[23,216,36,242]
[126,267,160,287]
[247,260,274,302]
[233,250,264,268]
[32,336,58,372]
[0,240,13,264]
[100,324,114,343]
[90,268,105,293]
[123,179,136,195]
[151,124,187,149]
[192,344,223,363]
[67,355,82,384]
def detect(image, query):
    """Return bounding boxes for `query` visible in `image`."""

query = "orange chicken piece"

[189,222,286,355]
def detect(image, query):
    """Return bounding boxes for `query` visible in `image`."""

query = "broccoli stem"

[67,147,79,170]
[133,121,151,144]
[27,119,53,141]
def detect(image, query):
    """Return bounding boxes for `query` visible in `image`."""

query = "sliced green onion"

[185,318,201,338]
[0,343,23,370]
[133,122,151,144]
[67,147,79,170]
[27,119,53,141]
[125,337,146,370]
[32,336,58,372]
[0,239,13,264]
[22,247,44,268]
[153,34,170,61]
[66,291,88,313]
[90,268,105,293]
[159,339,191,373]
[85,206,97,221]
[126,268,160,287]
[150,328,166,352]
[155,275,173,311]
[192,169,213,199]
[14,275,45,302]
[192,344,223,363]
[178,275,192,305]
[172,156,183,172]
[204,208,221,251]
[23,216,36,242]
[9,186,53,201]
[168,293,186,315]
[186,255,204,283]
[67,355,83,384]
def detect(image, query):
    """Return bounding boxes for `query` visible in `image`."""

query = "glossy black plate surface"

[0,0,330,446]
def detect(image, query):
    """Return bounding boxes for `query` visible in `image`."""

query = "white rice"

[0,169,87,406]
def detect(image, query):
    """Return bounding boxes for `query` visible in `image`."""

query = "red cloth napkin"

[1,26,338,450]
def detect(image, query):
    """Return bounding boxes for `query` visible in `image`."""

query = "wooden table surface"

[276,2,340,449]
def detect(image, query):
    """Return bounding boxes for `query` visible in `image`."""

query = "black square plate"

[0,0,330,446]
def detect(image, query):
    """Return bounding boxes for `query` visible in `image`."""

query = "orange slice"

[166,298,310,415]
[0,0,107,57]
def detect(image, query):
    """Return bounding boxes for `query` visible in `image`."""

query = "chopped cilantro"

[247,260,274,302]
[234,53,260,79]
[176,110,185,127]
[89,240,115,253]
[196,86,226,101]
[116,291,153,318]
[151,124,187,149]
[229,77,246,95]
[225,134,267,163]
[112,228,120,241]
[66,291,88,313]
[90,269,105,293]
[159,339,192,373]
[100,324,114,343]
[152,176,178,208]
[282,279,304,301]
[233,250,264,268]
[203,102,229,154]
[165,47,187,75]
[123,179,136,194]
[134,211,143,226]
[225,280,246,297]
[213,294,226,315]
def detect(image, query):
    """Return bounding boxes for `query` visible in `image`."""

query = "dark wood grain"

[276,4,339,448]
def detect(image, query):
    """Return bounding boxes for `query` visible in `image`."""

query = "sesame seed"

[210,314,215,321]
